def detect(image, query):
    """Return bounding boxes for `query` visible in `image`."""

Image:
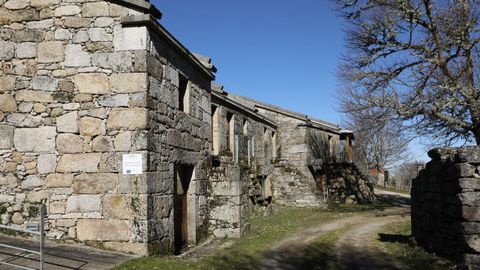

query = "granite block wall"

[143,22,212,252]
[412,147,480,269]
[0,0,212,255]
[208,92,277,237]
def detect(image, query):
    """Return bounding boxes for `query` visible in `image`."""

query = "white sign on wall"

[122,154,143,175]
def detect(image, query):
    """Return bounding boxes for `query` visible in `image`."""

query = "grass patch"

[327,195,398,213]
[259,222,356,270]
[314,224,352,245]
[0,228,22,237]
[380,220,454,270]
[114,205,354,270]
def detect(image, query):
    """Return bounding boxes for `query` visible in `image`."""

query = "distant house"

[369,169,389,187]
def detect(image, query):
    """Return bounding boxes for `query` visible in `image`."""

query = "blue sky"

[152,0,430,162]
[154,0,343,123]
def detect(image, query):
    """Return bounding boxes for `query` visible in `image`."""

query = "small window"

[328,135,333,157]
[211,105,219,155]
[272,131,277,158]
[243,119,249,135]
[263,127,269,145]
[178,76,189,113]
[227,112,235,151]
[263,127,270,159]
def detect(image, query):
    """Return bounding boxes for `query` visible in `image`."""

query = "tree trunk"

[473,127,480,146]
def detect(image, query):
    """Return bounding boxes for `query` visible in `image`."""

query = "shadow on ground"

[204,241,403,270]
[377,194,411,207]
[328,193,411,213]
[206,193,413,270]
[378,233,411,245]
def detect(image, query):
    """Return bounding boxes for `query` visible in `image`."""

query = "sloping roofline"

[211,91,277,129]
[228,94,341,133]
[121,14,215,80]
[105,0,162,19]
[109,0,215,80]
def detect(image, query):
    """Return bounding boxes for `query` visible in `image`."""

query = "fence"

[0,205,45,270]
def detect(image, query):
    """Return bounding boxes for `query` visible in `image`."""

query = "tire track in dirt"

[261,191,411,270]
[335,214,409,270]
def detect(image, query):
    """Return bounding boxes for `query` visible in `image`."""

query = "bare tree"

[344,109,411,172]
[335,0,480,145]
[391,160,425,190]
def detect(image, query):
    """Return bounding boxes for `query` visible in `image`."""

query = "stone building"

[0,0,214,255]
[229,94,364,206]
[208,84,278,238]
[0,0,371,256]
[369,169,387,187]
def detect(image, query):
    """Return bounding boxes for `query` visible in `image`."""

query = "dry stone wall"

[228,95,364,208]
[208,160,246,238]
[412,147,480,269]
[144,25,212,252]
[257,109,338,207]
[208,93,277,238]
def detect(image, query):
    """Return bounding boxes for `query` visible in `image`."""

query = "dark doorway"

[308,166,325,193]
[178,75,188,112]
[174,164,194,254]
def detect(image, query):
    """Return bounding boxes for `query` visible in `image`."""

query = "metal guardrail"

[0,205,45,270]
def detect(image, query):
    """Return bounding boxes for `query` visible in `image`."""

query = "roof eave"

[105,0,162,19]
[212,92,277,129]
[121,14,215,81]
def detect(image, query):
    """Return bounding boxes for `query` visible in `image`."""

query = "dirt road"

[261,190,411,270]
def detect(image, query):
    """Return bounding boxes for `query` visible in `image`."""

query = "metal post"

[39,205,45,270]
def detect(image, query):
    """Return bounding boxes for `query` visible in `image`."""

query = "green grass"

[280,224,355,270]
[113,205,353,270]
[328,194,400,213]
[114,200,412,270]
[380,220,454,270]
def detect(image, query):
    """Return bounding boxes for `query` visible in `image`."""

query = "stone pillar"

[208,161,244,238]
[412,147,480,269]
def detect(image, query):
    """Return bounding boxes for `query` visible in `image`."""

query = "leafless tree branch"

[334,0,480,145]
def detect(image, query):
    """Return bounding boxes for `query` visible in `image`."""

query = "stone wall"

[412,147,480,268]
[0,0,213,255]
[143,21,212,252]
[208,91,277,237]
[208,159,246,238]
[318,162,375,204]
[271,126,341,207]
[253,106,341,207]
[228,94,364,207]
[0,0,369,256]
